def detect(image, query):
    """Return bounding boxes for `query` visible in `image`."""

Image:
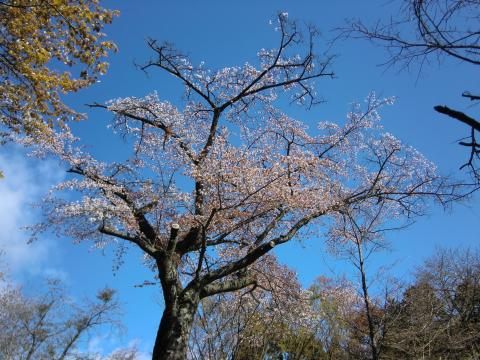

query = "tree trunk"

[355,239,378,360]
[152,295,199,360]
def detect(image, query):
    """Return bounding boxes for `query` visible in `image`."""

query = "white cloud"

[86,335,103,354]
[0,147,64,276]
[84,336,151,360]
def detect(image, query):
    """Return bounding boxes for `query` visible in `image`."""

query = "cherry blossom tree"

[308,276,360,359]
[29,14,462,360]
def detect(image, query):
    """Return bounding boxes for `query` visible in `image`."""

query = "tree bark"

[152,252,200,360]
[152,296,199,360]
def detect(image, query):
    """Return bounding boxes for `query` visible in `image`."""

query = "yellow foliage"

[0,0,119,142]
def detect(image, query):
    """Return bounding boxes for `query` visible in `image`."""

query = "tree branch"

[434,105,480,132]
[98,224,156,256]
[200,209,326,286]
[200,277,257,298]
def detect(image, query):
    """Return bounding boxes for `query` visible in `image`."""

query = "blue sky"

[1,0,479,355]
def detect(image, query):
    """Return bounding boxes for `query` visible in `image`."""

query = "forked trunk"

[151,297,199,360]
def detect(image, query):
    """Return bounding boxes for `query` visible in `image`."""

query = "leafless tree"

[343,0,480,183]
[0,274,137,360]
[327,201,406,360]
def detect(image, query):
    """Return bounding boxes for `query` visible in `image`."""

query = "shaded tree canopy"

[379,248,480,359]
